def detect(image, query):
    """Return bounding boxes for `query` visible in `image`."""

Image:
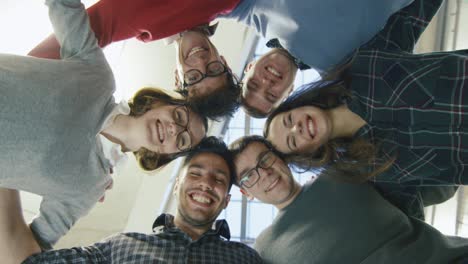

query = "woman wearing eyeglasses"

[0,0,207,250]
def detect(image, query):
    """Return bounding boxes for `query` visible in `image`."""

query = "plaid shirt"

[23,214,263,264]
[348,0,468,187]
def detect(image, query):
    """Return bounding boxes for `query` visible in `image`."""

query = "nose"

[167,121,184,137]
[258,166,273,178]
[291,121,303,135]
[261,76,276,87]
[199,175,215,191]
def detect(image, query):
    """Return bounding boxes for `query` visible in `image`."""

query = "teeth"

[266,66,281,77]
[157,122,164,142]
[188,47,206,57]
[307,119,315,137]
[192,194,211,204]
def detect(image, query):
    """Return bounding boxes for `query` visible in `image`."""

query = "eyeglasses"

[182,61,229,88]
[239,150,277,188]
[172,105,193,151]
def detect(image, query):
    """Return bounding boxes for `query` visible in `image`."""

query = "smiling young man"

[0,137,263,263]
[241,49,299,118]
[229,135,468,264]
[172,28,240,120]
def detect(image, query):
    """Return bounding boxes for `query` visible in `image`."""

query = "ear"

[240,188,254,201]
[244,61,255,74]
[223,194,231,209]
[174,69,182,88]
[173,176,180,196]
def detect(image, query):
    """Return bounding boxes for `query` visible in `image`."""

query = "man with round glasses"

[172,29,240,120]
[229,135,468,264]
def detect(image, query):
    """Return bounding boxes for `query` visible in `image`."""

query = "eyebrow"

[188,164,204,170]
[238,150,270,176]
[184,114,197,147]
[188,164,228,177]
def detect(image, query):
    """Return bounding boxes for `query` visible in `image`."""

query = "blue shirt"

[220,0,414,71]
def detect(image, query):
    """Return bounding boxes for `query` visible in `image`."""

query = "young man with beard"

[0,137,263,263]
[229,135,468,264]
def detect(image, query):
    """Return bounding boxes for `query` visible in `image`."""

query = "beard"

[177,203,222,228]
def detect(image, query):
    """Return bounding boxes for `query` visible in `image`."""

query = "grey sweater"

[0,0,116,249]
[254,178,468,263]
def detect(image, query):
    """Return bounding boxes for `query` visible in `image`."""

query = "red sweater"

[29,0,240,59]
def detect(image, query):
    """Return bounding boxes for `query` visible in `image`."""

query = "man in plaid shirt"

[0,137,263,263]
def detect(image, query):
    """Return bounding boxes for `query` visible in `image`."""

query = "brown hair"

[264,80,394,183]
[128,87,208,172]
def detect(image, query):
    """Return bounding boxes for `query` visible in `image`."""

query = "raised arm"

[0,188,41,264]
[29,0,114,59]
[45,0,101,60]
[29,0,242,59]
[364,0,444,52]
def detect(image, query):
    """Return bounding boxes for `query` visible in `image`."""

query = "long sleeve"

[372,182,458,220]
[363,0,444,52]
[45,0,100,60]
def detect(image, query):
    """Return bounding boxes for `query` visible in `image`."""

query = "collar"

[152,213,231,240]
[266,38,311,70]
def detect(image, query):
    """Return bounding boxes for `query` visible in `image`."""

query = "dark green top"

[254,178,468,264]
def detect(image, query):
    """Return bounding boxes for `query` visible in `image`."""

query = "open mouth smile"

[265,66,282,80]
[186,46,207,59]
[188,191,217,207]
[156,120,164,143]
[306,116,317,139]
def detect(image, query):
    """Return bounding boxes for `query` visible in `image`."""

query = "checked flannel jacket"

[22,214,263,264]
[346,0,468,217]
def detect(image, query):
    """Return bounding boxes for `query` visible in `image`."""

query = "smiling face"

[242,49,298,116]
[175,152,231,227]
[137,102,206,154]
[234,142,299,209]
[267,106,333,155]
[175,31,230,98]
